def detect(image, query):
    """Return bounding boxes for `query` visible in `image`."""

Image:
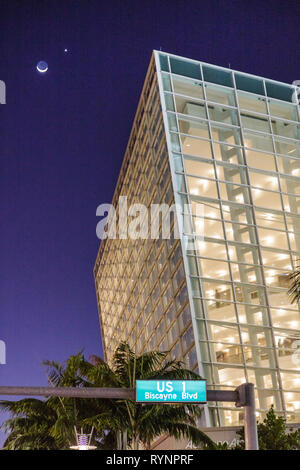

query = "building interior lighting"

[190,188,199,195]
[227,337,235,343]
[264,235,275,245]
[278,253,289,260]
[195,219,204,230]
[197,241,206,251]
[217,270,228,277]
[197,180,209,191]
[219,285,227,292]
[268,176,278,187]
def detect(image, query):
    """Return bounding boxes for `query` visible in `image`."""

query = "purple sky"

[0,0,299,446]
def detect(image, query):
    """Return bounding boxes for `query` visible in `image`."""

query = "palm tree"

[0,353,104,450]
[45,342,215,450]
[0,398,59,449]
[288,266,300,304]
[1,343,216,450]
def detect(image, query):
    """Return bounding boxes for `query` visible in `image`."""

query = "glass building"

[94,51,300,427]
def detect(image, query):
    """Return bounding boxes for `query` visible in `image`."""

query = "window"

[237,91,267,114]
[172,75,204,99]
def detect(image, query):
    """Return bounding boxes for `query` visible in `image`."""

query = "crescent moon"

[37,62,48,73]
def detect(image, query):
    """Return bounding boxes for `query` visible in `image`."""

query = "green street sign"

[136,379,206,403]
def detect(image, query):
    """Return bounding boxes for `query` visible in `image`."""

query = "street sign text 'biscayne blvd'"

[136,380,207,403]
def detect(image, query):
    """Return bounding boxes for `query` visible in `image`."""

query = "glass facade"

[94,58,198,380]
[94,51,300,428]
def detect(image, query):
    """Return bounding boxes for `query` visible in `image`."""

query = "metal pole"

[0,383,259,449]
[0,386,238,402]
[206,390,238,402]
[244,383,259,450]
[0,386,135,400]
[235,383,258,450]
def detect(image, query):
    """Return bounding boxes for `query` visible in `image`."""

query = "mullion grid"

[168,58,211,341]
[167,84,300,143]
[162,49,297,105]
[263,79,299,416]
[233,72,286,417]
[99,66,157,361]
[263,79,300,419]
[262,81,294,270]
[202,66,248,359]
[160,53,300,423]
[162,56,209,368]
[199,63,248,426]
[166,56,216,426]
[166,67,299,128]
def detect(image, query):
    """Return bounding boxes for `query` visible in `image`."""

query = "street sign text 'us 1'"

[136,380,207,403]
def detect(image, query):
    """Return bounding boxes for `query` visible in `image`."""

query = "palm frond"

[165,422,216,449]
[288,266,300,304]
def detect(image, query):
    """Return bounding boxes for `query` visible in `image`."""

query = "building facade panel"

[95,50,300,428]
[155,50,300,426]
[94,56,197,374]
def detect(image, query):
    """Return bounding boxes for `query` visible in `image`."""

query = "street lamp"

[70,426,97,450]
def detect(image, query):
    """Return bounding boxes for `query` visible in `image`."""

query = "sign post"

[236,383,258,450]
[0,382,258,450]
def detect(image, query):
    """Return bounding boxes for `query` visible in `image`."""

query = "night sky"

[0,0,299,445]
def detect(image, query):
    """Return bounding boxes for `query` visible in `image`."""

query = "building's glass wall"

[157,51,300,426]
[94,58,197,372]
